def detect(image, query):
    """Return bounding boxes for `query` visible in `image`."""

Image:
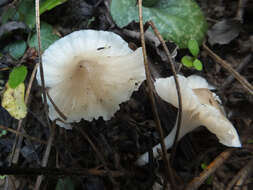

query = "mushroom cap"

[37,30,146,127]
[154,75,241,147]
[187,75,215,90]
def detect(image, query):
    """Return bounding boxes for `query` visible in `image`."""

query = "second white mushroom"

[136,75,241,166]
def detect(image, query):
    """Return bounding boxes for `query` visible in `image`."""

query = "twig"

[184,149,233,190]
[0,167,125,177]
[10,62,40,164]
[221,54,252,90]
[233,159,253,190]
[235,0,248,23]
[148,21,183,163]
[0,125,47,145]
[25,63,39,104]
[203,43,253,96]
[137,1,177,189]
[35,0,50,126]
[34,122,56,190]
[226,159,253,190]
[46,90,67,120]
[9,120,23,165]
[0,68,10,71]
[78,127,119,188]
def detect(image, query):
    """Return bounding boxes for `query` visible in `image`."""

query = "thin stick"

[221,54,251,90]
[0,125,47,145]
[184,149,233,190]
[35,0,50,126]
[235,0,248,23]
[78,127,118,187]
[0,167,125,177]
[225,159,253,190]
[10,62,40,164]
[25,63,39,104]
[148,20,183,163]
[46,90,67,120]
[203,43,253,96]
[137,1,177,189]
[233,159,253,190]
[34,123,56,190]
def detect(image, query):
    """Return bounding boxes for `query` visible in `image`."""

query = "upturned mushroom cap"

[155,75,241,147]
[136,75,241,166]
[37,30,146,128]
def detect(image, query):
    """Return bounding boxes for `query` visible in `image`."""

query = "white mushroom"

[36,30,146,129]
[136,75,241,166]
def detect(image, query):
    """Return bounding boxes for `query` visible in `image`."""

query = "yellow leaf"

[1,83,27,120]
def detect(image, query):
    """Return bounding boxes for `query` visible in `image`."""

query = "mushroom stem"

[135,118,177,166]
[135,110,198,166]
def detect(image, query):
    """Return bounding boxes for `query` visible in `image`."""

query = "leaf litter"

[0,0,252,189]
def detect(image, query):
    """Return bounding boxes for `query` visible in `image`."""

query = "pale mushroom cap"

[187,75,215,90]
[37,30,146,127]
[154,75,241,148]
[136,75,241,166]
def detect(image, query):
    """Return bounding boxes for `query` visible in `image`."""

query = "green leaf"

[17,0,36,29]
[55,177,75,190]
[40,0,68,15]
[188,39,199,57]
[0,130,7,137]
[28,22,59,51]
[4,0,67,29]
[142,0,159,7]
[4,40,27,60]
[110,0,208,48]
[1,7,16,24]
[193,59,203,71]
[200,163,213,185]
[181,55,193,68]
[201,163,207,170]
[8,66,28,88]
[0,175,6,180]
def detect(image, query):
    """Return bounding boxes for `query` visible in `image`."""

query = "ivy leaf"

[142,0,159,7]
[28,22,59,51]
[8,66,28,88]
[188,39,199,57]
[181,55,193,68]
[193,59,203,71]
[1,7,16,24]
[17,0,36,29]
[5,0,68,29]
[110,0,208,48]
[4,40,27,60]
[40,0,68,15]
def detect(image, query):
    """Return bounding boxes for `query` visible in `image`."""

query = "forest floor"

[0,0,252,189]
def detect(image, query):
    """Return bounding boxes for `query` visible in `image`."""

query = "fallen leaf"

[207,19,241,45]
[0,21,27,40]
[0,0,12,7]
[1,82,27,120]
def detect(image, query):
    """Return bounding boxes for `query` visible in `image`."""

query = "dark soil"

[0,0,252,189]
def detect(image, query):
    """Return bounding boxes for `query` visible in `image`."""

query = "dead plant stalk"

[137,0,183,189]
